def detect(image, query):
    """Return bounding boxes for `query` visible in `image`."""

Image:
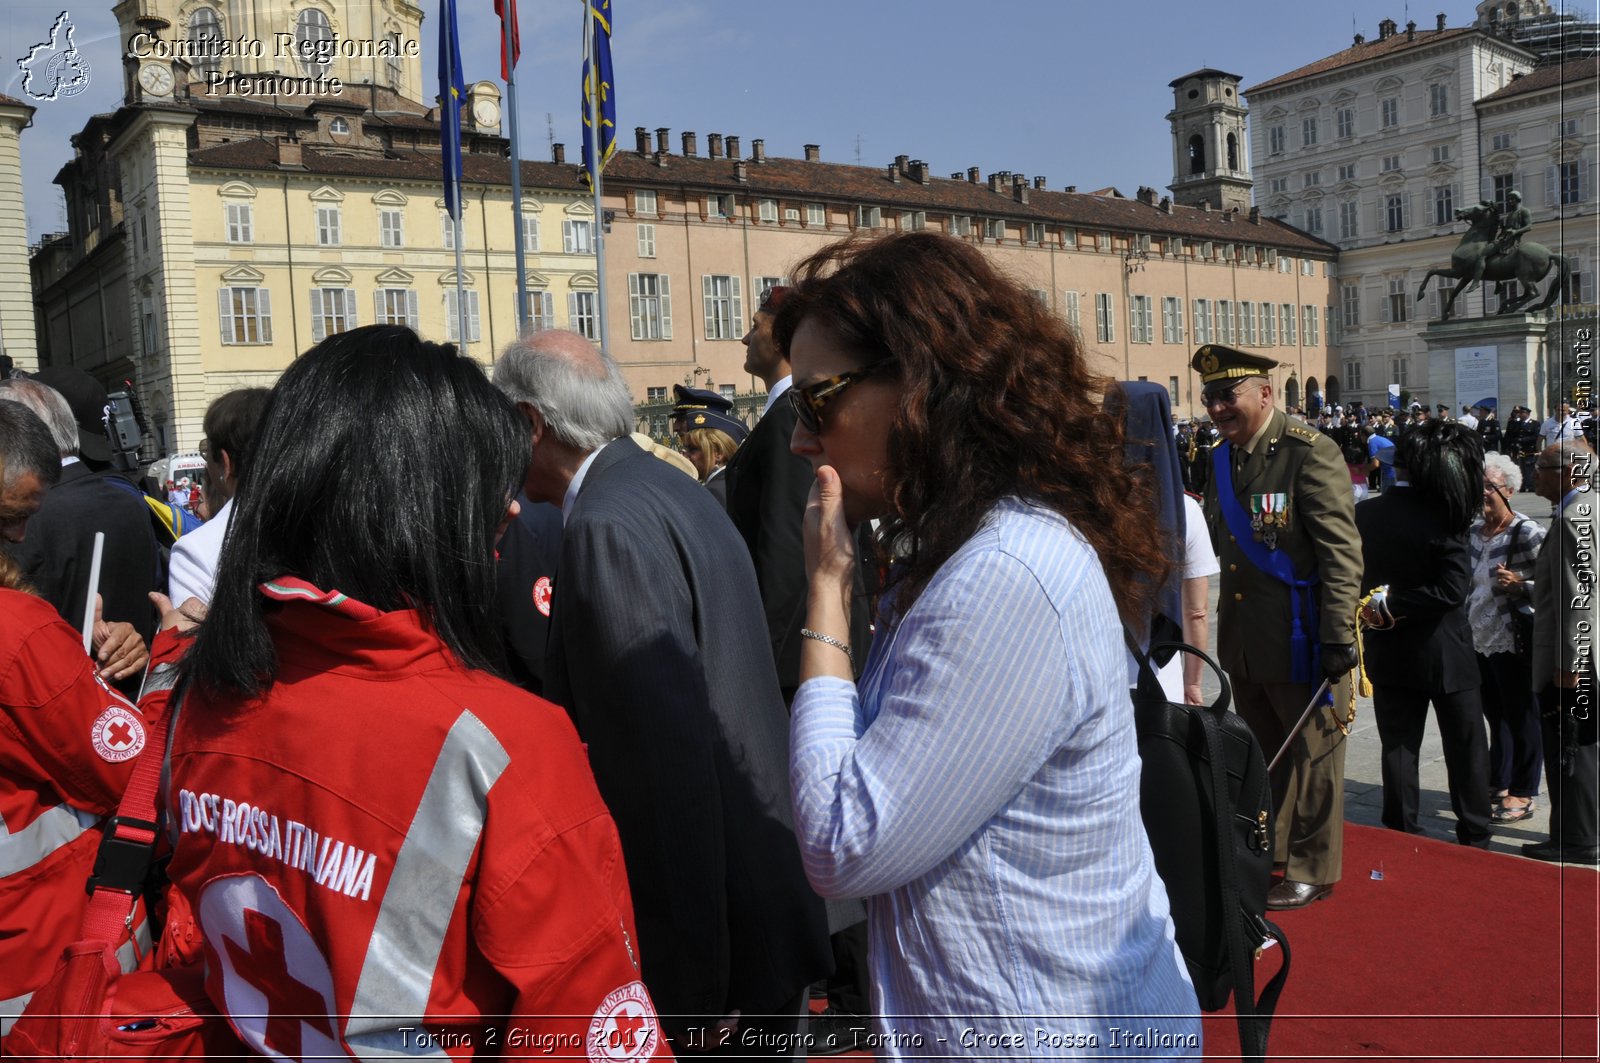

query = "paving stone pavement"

[1194,487,1559,862]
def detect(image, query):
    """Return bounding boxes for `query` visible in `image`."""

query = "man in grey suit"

[1525,441,1599,865]
[493,330,832,1056]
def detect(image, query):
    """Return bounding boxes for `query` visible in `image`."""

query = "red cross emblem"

[199,875,351,1060]
[533,576,553,617]
[587,981,660,1062]
[91,705,145,763]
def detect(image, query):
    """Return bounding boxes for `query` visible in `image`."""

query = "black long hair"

[182,325,529,699]
[1397,419,1484,534]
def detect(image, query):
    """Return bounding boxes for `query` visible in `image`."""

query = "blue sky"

[2,1,1579,241]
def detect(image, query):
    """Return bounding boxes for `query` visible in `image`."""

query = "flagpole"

[450,5,466,348]
[585,0,609,353]
[503,3,528,336]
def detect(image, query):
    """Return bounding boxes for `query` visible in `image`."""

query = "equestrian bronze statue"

[1416,201,1570,321]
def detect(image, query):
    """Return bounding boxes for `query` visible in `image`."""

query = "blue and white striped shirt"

[791,498,1201,1059]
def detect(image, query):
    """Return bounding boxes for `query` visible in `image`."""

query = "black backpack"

[1127,638,1290,1060]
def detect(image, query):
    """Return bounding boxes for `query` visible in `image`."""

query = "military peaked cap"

[1190,343,1279,384]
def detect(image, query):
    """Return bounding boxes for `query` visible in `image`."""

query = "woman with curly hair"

[780,232,1200,1055]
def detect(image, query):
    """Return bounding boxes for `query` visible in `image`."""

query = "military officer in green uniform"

[1192,343,1364,910]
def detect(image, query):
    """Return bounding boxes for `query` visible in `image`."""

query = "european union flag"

[438,0,466,218]
[581,0,615,189]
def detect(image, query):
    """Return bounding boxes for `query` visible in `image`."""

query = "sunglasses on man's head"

[788,359,897,434]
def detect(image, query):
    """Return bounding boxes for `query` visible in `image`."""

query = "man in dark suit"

[494,330,832,1056]
[1355,420,1492,848]
[492,493,563,697]
[1524,442,1600,864]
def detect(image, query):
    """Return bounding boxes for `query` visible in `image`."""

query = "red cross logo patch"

[90,705,145,763]
[533,576,553,618]
[587,981,660,1062]
[199,874,351,1060]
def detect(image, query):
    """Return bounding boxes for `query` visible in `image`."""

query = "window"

[1129,295,1153,343]
[1339,200,1360,240]
[329,117,350,136]
[1381,154,1402,173]
[949,215,972,237]
[758,199,778,223]
[1094,293,1115,343]
[857,205,881,229]
[1167,237,1184,256]
[225,202,252,243]
[444,289,482,344]
[1564,257,1587,303]
[1385,194,1406,232]
[647,387,666,404]
[218,287,272,344]
[1161,296,1183,344]
[1168,376,1180,407]
[523,291,555,331]
[1304,206,1323,234]
[1336,107,1354,139]
[1278,255,1292,273]
[295,8,333,77]
[1192,299,1212,345]
[635,189,657,217]
[1025,222,1045,244]
[1429,84,1449,117]
[1381,96,1399,129]
[1391,357,1409,387]
[1493,173,1515,211]
[1345,361,1364,391]
[1424,184,1452,226]
[385,32,403,90]
[520,213,540,252]
[1259,302,1275,346]
[441,211,457,250]
[709,194,735,219]
[1268,126,1285,154]
[1240,301,1257,345]
[986,218,1007,241]
[1340,282,1360,329]
[1268,177,1288,195]
[1097,232,1111,252]
[1326,305,1337,345]
[379,208,403,248]
[316,204,341,246]
[1560,117,1581,137]
[310,288,356,341]
[1216,299,1234,344]
[1431,144,1452,164]
[621,223,650,261]
[1557,160,1587,205]
[901,211,926,231]
[806,202,826,226]
[1302,117,1318,147]
[1281,304,1296,345]
[702,275,744,340]
[1029,289,1049,307]
[565,290,597,340]
[628,273,672,340]
[374,288,419,329]
[719,384,736,402]
[1491,132,1514,152]
[1303,304,1319,346]
[1063,290,1081,332]
[1302,258,1315,275]
[754,276,784,307]
[188,7,223,79]
[1303,171,1321,188]
[563,219,593,254]
[1338,163,1358,182]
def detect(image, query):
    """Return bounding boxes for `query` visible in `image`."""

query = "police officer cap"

[684,408,749,444]
[1190,343,1279,384]
[1436,403,1450,413]
[671,384,733,416]
[1410,402,1422,411]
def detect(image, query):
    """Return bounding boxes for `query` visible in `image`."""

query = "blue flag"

[581,0,615,189]
[438,0,466,218]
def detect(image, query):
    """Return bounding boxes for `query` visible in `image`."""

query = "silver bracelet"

[801,628,855,672]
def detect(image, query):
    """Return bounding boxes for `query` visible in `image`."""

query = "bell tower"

[1166,69,1252,212]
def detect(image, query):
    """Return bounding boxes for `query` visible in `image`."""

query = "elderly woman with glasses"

[1470,451,1547,821]
[779,232,1200,1056]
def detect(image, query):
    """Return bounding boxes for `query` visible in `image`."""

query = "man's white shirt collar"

[561,446,607,525]
[762,375,793,417]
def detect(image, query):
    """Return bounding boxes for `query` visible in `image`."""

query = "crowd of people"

[0,229,1595,1060]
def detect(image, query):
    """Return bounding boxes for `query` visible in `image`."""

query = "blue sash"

[1214,443,1322,685]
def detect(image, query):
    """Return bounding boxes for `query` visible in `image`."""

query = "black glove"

[1321,642,1358,681]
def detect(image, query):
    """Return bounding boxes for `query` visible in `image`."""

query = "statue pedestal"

[1422,312,1550,414]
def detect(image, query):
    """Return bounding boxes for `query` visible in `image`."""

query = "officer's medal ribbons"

[1250,492,1290,549]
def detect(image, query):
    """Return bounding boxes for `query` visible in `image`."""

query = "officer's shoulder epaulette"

[1282,423,1322,445]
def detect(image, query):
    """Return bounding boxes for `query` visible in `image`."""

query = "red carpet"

[1205,824,1599,1061]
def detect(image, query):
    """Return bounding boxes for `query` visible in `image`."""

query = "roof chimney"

[277,137,302,167]
[752,138,766,163]
[1013,174,1029,204]
[551,143,565,164]
[887,162,901,184]
[682,131,698,157]
[803,143,820,162]
[911,160,929,184]
[1436,12,1446,31]
[726,136,740,160]
[967,166,981,183]
[655,127,670,154]
[1248,205,1261,224]
[1354,32,1365,44]
[950,172,963,180]
[1201,200,1212,212]
[1160,196,1172,213]
[895,154,910,175]
[635,126,650,154]
[734,159,747,183]
[1065,185,1076,193]
[1378,18,1397,40]
[1406,19,1416,41]
[1033,176,1046,190]
[987,172,1003,193]
[706,133,723,158]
